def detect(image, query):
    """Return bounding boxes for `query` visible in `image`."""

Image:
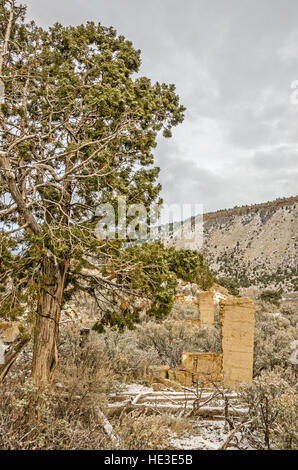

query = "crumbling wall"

[181,351,222,381]
[220,297,255,388]
[211,283,229,296]
[147,286,255,390]
[198,291,214,327]
[148,365,170,380]
[168,369,193,387]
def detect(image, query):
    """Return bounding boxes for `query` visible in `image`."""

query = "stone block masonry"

[198,291,214,327]
[148,365,170,380]
[220,297,255,388]
[181,352,222,382]
[147,287,255,390]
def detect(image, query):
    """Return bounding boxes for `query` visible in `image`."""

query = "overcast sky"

[25,0,298,213]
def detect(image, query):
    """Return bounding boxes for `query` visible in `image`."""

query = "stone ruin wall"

[220,297,255,388]
[197,291,214,328]
[149,287,255,390]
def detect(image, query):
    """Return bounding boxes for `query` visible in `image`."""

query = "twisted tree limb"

[0,336,30,384]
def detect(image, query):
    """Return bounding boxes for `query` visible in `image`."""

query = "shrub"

[92,327,160,382]
[136,321,220,368]
[254,307,297,375]
[0,381,110,450]
[240,370,298,450]
[116,410,169,450]
[273,390,298,450]
[280,305,298,327]
[0,326,122,450]
[216,277,240,296]
[115,410,193,450]
[259,290,282,307]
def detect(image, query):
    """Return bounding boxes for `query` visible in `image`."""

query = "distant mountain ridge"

[203,195,298,222]
[202,195,298,292]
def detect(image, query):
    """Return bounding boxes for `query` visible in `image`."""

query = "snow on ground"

[122,383,155,394]
[110,383,249,450]
[169,420,231,450]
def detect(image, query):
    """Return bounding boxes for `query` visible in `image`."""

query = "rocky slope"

[202,196,298,292]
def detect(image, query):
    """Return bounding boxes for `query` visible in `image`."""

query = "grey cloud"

[253,147,298,170]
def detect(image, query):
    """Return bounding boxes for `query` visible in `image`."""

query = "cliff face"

[202,196,298,291]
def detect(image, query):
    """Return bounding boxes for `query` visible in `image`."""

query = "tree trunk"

[31,253,68,388]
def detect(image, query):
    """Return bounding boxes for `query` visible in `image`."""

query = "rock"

[148,365,170,380]
[0,322,20,343]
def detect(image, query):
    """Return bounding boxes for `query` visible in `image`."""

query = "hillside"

[202,196,298,292]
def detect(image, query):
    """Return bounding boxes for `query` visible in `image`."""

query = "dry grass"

[0,296,296,450]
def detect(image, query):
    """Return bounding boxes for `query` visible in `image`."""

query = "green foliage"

[166,248,214,291]
[96,242,213,330]
[216,276,240,296]
[0,1,185,328]
[0,1,213,340]
[93,308,141,333]
[259,290,282,307]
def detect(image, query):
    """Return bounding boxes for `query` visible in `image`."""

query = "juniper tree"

[0,0,188,386]
[0,1,215,388]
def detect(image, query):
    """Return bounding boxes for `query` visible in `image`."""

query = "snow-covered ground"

[169,421,234,450]
[109,383,249,450]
